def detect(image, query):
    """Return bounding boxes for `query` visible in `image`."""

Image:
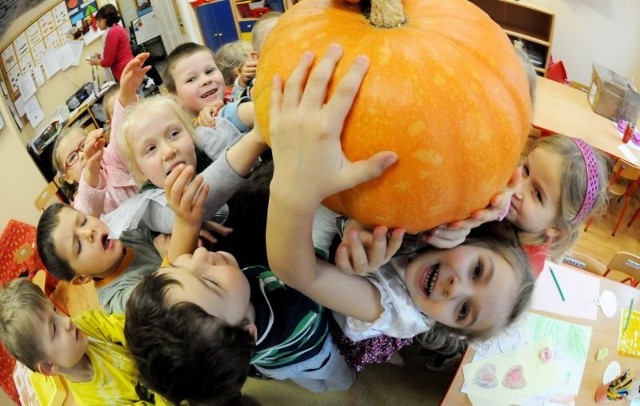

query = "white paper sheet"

[24,96,44,128]
[618,144,639,163]
[42,48,61,78]
[532,263,601,320]
[57,44,73,71]
[33,67,45,87]
[14,96,25,117]
[17,75,36,100]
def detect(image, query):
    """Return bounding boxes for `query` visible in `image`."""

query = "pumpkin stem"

[369,0,406,28]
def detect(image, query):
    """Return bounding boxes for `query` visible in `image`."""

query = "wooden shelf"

[469,0,555,75]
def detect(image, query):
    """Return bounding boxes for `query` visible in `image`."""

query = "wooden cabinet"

[468,0,555,75]
[195,0,240,51]
[230,0,288,42]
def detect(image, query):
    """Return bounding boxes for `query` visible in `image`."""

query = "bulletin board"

[0,0,98,103]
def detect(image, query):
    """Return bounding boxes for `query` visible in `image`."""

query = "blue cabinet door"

[195,0,239,51]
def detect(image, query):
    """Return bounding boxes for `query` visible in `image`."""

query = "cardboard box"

[588,64,633,121]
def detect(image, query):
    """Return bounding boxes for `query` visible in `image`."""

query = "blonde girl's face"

[130,107,197,187]
[403,245,519,333]
[507,147,562,233]
[57,130,87,184]
[172,50,225,116]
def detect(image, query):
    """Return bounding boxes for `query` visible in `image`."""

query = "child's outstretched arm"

[267,45,397,323]
[118,53,151,108]
[164,164,208,262]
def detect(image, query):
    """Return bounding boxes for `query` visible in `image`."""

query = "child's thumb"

[348,151,397,187]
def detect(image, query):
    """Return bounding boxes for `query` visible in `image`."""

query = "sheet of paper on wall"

[57,44,73,71]
[532,262,600,320]
[463,338,559,405]
[32,67,45,87]
[42,48,61,79]
[68,41,84,66]
[14,96,25,117]
[17,75,36,100]
[462,313,592,405]
[24,96,44,128]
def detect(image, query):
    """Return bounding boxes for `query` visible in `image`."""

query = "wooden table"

[534,76,640,163]
[442,264,640,405]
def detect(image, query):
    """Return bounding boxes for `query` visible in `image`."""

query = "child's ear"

[71,275,92,285]
[37,361,58,376]
[250,51,259,61]
[244,322,258,341]
[233,66,242,77]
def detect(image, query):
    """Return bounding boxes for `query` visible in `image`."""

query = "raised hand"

[269,44,397,206]
[82,128,106,187]
[164,164,208,227]
[119,52,152,107]
[335,226,405,275]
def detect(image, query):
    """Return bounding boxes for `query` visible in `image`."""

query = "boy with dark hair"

[124,247,355,405]
[0,278,165,405]
[36,163,208,314]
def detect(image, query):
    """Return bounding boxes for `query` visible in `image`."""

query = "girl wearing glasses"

[52,124,138,217]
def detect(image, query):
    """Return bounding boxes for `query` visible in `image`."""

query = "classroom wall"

[526,0,640,87]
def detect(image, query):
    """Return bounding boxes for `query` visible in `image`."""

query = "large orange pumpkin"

[254,0,532,234]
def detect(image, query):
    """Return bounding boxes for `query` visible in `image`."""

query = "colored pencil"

[624,298,634,332]
[549,267,565,302]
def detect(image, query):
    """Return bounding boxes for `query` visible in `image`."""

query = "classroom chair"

[560,251,631,283]
[34,181,62,212]
[584,159,640,236]
[605,251,640,287]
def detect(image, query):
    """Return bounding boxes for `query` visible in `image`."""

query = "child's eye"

[144,145,157,155]
[168,130,181,139]
[206,68,217,75]
[458,302,469,321]
[535,189,543,203]
[473,262,483,280]
[186,77,195,83]
[522,164,530,177]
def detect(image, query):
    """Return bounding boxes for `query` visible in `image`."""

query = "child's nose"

[79,228,95,241]
[443,275,469,299]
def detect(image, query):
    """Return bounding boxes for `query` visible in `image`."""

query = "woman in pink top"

[89,4,134,82]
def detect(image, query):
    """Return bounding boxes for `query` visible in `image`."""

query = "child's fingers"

[202,220,233,236]
[340,151,397,192]
[281,51,315,110]
[299,44,343,109]
[180,174,204,209]
[345,229,369,271]
[324,54,369,124]
[334,244,355,275]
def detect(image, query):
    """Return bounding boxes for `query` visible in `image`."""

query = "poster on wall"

[39,12,56,37]
[52,2,70,27]
[1,46,17,71]
[26,24,43,48]
[66,0,98,27]
[13,33,29,59]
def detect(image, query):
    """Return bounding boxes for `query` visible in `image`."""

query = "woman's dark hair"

[96,4,120,26]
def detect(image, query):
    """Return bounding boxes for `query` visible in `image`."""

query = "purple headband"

[570,138,599,224]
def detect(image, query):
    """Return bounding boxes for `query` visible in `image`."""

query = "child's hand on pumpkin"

[197,100,226,128]
[82,128,106,188]
[269,44,397,206]
[119,53,152,107]
[335,226,405,275]
[421,166,523,249]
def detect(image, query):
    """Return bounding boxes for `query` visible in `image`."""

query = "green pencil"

[549,267,565,301]
[624,298,634,332]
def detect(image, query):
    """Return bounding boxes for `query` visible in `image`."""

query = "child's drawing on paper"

[466,313,592,405]
[618,309,640,358]
[463,338,559,404]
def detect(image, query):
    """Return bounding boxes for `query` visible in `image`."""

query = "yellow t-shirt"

[67,310,169,405]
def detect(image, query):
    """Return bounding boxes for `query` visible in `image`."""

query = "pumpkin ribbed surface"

[254,0,532,233]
